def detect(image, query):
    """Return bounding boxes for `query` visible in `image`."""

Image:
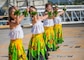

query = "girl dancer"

[27,6,48,60]
[53,5,65,44]
[8,6,28,60]
[43,3,57,51]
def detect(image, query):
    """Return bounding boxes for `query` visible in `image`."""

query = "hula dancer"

[53,5,66,44]
[43,3,57,51]
[8,6,28,60]
[27,6,48,60]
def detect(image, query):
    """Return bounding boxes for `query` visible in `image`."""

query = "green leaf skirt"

[8,39,28,60]
[27,33,48,60]
[54,24,64,44]
[43,26,57,51]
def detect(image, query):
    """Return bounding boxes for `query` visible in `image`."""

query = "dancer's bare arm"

[57,10,64,16]
[39,15,48,21]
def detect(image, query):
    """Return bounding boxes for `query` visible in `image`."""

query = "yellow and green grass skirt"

[27,33,48,60]
[54,24,64,44]
[8,39,28,60]
[43,26,57,51]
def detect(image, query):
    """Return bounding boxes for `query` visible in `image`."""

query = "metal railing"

[36,5,84,24]
[7,0,84,24]
[0,5,84,25]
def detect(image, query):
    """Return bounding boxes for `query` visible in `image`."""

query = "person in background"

[43,3,58,51]
[8,6,28,60]
[53,4,65,44]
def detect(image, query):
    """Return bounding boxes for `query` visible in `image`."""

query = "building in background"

[29,0,48,6]
[0,0,48,15]
[7,0,48,7]
[48,0,74,5]
[0,0,84,25]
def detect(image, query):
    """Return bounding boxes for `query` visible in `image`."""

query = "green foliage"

[48,12,53,18]
[48,0,84,5]
[53,11,58,17]
[14,10,21,16]
[30,12,37,16]
[22,10,28,17]
[63,7,66,11]
[74,0,84,5]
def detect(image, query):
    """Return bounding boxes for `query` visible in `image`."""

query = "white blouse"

[43,19,54,27]
[9,24,24,40]
[54,16,62,24]
[31,20,44,34]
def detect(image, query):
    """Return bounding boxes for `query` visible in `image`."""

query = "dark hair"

[29,6,37,13]
[45,3,53,12]
[45,3,52,8]
[8,6,15,21]
[30,6,37,10]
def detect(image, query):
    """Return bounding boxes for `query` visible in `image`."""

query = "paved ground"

[0,24,84,60]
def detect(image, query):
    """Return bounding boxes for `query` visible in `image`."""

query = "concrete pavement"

[0,24,84,60]
[49,27,84,60]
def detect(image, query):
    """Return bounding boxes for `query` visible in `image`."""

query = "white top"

[9,24,24,40]
[31,20,44,34]
[43,19,54,27]
[54,16,62,24]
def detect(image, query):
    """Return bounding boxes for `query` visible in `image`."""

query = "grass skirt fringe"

[54,24,64,44]
[8,39,28,60]
[27,33,48,60]
[43,26,57,51]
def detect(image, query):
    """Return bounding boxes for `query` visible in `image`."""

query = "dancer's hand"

[54,4,59,11]
[63,5,66,11]
[26,8,29,12]
[14,6,18,10]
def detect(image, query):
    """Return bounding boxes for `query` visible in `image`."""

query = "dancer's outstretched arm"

[57,10,64,16]
[39,15,48,20]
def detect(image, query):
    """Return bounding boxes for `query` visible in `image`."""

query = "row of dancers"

[8,3,65,60]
